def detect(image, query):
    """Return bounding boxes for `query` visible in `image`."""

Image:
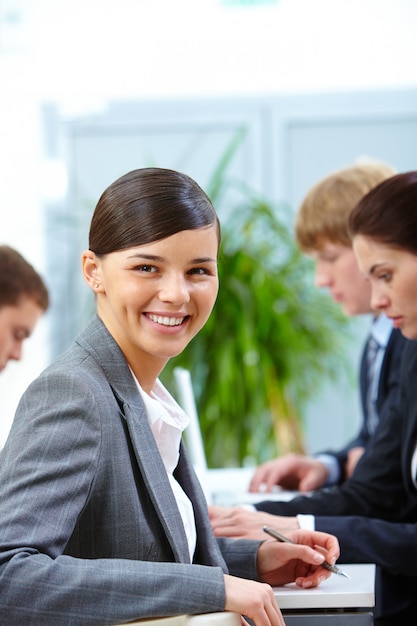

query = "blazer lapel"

[77,316,192,564]
[123,400,192,564]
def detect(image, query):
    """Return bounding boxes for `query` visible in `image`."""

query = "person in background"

[0,245,49,374]
[249,161,406,494]
[0,168,340,626]
[209,172,417,625]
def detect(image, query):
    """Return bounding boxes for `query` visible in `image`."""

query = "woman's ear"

[82,250,103,293]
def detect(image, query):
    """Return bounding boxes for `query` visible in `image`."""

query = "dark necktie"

[365,335,380,435]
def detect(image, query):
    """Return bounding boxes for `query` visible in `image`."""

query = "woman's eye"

[379,272,392,282]
[136,265,157,273]
[189,267,209,275]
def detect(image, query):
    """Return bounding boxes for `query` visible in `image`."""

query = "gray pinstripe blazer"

[0,316,260,625]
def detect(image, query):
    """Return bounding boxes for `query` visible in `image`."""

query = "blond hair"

[295,162,396,252]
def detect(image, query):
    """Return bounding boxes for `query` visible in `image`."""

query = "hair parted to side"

[295,161,396,252]
[0,245,49,310]
[89,167,220,256]
[349,171,417,255]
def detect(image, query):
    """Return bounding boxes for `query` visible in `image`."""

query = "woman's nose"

[159,274,190,304]
[370,286,389,311]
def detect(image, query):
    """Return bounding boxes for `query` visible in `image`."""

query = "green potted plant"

[162,174,350,468]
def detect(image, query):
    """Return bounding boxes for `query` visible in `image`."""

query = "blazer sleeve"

[217,538,260,580]
[315,515,417,578]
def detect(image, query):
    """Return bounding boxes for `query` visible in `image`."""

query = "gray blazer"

[0,316,260,625]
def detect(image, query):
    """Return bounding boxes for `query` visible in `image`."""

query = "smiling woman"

[0,167,340,625]
[83,227,219,392]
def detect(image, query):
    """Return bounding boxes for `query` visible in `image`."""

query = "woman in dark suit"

[0,167,339,626]
[210,172,417,625]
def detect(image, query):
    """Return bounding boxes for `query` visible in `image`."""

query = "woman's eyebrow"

[192,257,217,264]
[127,253,164,262]
[369,262,383,276]
[126,253,217,264]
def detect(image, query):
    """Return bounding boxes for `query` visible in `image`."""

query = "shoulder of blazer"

[379,327,408,389]
[401,338,417,375]
[386,327,408,355]
[74,315,142,410]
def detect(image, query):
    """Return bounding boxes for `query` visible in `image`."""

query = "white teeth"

[148,314,184,326]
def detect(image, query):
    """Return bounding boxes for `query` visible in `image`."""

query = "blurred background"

[1,0,417,463]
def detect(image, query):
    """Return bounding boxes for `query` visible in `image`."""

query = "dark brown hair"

[0,245,49,310]
[349,171,417,255]
[89,167,220,255]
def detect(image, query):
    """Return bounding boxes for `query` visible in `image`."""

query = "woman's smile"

[144,312,190,330]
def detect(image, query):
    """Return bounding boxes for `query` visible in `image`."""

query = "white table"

[114,565,374,626]
[275,563,375,625]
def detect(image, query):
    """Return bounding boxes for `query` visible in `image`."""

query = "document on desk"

[204,467,301,506]
[273,564,375,610]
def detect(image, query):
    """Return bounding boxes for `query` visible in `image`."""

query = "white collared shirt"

[131,373,197,561]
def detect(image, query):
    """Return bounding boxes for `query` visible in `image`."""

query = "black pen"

[263,525,350,579]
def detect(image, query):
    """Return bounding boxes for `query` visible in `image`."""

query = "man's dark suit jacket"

[256,338,417,624]
[321,327,406,481]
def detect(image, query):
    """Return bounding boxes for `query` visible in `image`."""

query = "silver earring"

[95,283,99,289]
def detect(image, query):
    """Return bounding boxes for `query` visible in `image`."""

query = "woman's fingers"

[224,574,285,626]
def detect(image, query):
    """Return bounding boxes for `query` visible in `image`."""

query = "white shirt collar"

[371,313,393,348]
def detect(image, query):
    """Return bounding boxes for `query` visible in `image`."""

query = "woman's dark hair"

[349,171,417,255]
[89,167,220,255]
[0,245,49,310]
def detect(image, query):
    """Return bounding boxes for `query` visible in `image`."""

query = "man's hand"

[345,446,365,479]
[257,528,341,588]
[249,453,329,493]
[209,505,299,540]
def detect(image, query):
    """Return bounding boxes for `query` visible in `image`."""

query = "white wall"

[0,97,49,445]
[3,0,417,100]
[1,0,417,447]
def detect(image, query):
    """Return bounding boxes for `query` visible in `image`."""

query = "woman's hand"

[257,528,340,589]
[224,574,285,626]
[209,505,299,539]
